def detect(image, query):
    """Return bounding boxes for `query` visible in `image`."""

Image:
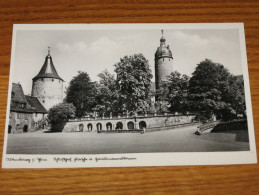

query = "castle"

[8,31,175,133]
[155,30,174,92]
[8,48,64,133]
[32,47,64,110]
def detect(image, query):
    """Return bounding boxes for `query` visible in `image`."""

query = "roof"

[155,36,173,59]
[10,83,33,113]
[10,83,47,113]
[25,96,48,113]
[11,83,27,103]
[33,54,63,81]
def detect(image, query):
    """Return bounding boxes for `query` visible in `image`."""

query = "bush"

[48,103,76,124]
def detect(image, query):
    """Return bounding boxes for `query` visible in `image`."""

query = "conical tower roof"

[33,48,63,81]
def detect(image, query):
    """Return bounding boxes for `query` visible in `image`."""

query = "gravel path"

[6,125,249,154]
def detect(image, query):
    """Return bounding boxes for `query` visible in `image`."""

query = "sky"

[12,28,242,95]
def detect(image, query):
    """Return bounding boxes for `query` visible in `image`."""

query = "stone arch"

[79,123,84,132]
[106,122,112,130]
[87,123,93,131]
[116,122,123,130]
[96,123,102,131]
[8,125,12,134]
[23,125,28,133]
[127,121,134,130]
[139,121,147,130]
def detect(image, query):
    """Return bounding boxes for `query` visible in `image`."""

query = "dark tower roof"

[33,47,64,81]
[155,30,173,59]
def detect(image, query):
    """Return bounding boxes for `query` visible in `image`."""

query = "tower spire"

[160,29,166,44]
[33,48,63,82]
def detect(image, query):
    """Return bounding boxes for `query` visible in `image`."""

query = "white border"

[2,23,257,168]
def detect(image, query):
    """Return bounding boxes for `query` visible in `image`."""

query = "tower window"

[52,79,54,82]
[43,100,45,103]
[42,79,44,81]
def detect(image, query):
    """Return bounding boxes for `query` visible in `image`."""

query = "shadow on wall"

[50,122,67,132]
[211,120,248,132]
[211,120,249,143]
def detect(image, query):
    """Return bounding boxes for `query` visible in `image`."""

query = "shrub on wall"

[48,103,76,124]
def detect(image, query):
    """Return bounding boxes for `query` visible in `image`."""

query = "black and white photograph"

[2,23,257,168]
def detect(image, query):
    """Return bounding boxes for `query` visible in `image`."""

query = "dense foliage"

[65,71,97,118]
[188,59,246,121]
[114,54,153,113]
[93,70,118,116]
[63,56,245,122]
[48,103,76,124]
[166,71,190,113]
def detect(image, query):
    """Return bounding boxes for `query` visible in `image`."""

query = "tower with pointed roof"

[31,47,64,110]
[155,30,174,94]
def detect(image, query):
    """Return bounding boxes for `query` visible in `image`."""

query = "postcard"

[2,23,257,168]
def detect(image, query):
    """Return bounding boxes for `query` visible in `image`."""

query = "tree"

[114,54,153,113]
[48,103,76,124]
[166,71,190,113]
[35,116,49,130]
[65,71,97,117]
[222,75,246,119]
[154,101,169,114]
[188,59,245,121]
[93,70,118,116]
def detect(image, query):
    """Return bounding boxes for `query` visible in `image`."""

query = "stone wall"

[8,112,34,134]
[155,57,173,89]
[62,115,195,132]
[31,78,63,110]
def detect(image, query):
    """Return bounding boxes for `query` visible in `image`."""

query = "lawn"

[6,125,249,154]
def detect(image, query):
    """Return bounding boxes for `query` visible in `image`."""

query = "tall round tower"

[155,30,174,91]
[31,47,64,110]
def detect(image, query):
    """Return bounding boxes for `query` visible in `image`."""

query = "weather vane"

[161,29,164,37]
[48,46,50,55]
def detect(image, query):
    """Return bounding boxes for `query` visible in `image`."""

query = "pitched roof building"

[9,83,47,134]
[10,83,32,113]
[10,83,47,114]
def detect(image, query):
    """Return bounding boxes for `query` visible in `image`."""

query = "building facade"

[8,83,47,134]
[31,48,64,110]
